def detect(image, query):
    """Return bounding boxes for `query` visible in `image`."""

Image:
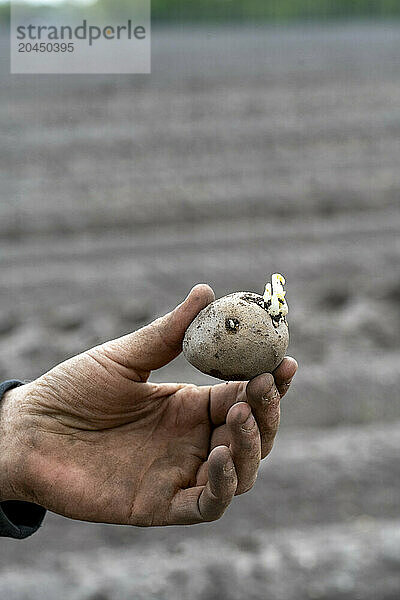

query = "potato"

[183,274,289,380]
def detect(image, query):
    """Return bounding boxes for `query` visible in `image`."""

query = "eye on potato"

[183,274,289,381]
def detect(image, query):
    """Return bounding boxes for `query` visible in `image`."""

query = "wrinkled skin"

[0,285,297,526]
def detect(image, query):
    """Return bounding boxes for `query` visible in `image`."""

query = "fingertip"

[226,401,252,427]
[209,444,233,468]
[273,356,298,383]
[171,284,215,340]
[246,373,274,404]
[178,284,215,319]
[209,445,236,482]
[187,283,215,306]
[287,356,299,370]
[208,445,237,496]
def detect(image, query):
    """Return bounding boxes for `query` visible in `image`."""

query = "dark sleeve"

[0,380,46,539]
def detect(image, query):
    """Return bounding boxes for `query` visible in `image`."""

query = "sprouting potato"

[183,274,289,381]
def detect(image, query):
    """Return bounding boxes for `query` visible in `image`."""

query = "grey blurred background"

[1,1,400,598]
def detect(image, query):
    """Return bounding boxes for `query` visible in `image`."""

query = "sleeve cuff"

[0,380,47,539]
[0,501,47,539]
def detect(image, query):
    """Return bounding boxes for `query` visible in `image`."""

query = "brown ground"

[1,22,400,599]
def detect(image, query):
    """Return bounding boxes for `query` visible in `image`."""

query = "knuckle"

[177,384,201,402]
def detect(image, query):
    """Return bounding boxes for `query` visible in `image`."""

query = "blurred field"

[1,22,400,600]
[4,0,400,22]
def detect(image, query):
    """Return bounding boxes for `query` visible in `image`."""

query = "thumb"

[101,284,215,374]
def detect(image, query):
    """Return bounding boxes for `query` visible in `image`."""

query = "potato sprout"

[263,273,288,318]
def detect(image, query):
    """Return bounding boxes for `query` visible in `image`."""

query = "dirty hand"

[0,285,297,526]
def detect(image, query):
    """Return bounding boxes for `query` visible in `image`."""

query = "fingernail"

[241,413,256,431]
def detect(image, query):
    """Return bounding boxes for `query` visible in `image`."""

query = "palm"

[26,356,240,526]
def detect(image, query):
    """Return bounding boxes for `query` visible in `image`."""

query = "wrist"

[0,384,30,503]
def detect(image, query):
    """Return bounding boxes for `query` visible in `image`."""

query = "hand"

[0,285,297,526]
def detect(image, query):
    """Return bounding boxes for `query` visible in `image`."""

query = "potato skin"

[183,292,289,381]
